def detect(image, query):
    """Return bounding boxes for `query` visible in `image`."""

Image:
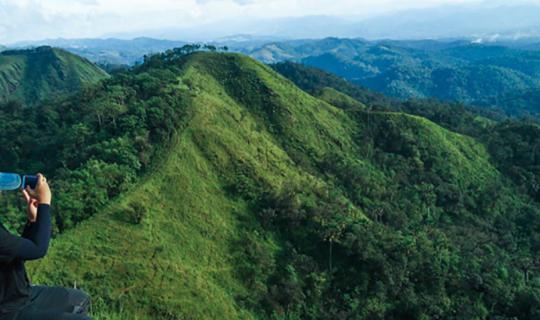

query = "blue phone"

[21,175,39,189]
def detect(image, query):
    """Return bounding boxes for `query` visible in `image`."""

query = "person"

[0,174,91,320]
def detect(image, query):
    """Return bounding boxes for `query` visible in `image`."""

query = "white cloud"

[0,0,536,43]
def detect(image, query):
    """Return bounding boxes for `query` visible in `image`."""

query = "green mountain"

[243,38,540,116]
[1,51,540,319]
[271,61,501,136]
[481,88,540,117]
[0,46,109,105]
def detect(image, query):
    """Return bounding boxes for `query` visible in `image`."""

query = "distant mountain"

[14,37,186,66]
[350,3,540,40]
[103,15,348,41]
[242,38,540,116]
[523,42,540,51]
[0,46,109,105]
[101,3,540,41]
[213,34,285,44]
[481,88,540,117]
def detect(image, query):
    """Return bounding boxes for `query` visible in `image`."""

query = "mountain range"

[242,38,540,117]
[0,48,540,319]
[97,2,540,41]
[5,36,540,117]
[12,38,186,66]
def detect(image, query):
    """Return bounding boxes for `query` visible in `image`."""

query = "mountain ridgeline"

[21,37,540,117]
[0,46,109,106]
[1,50,540,319]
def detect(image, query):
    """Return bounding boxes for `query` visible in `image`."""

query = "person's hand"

[22,189,39,223]
[25,173,52,205]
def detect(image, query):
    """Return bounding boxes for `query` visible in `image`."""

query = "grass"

[315,87,366,110]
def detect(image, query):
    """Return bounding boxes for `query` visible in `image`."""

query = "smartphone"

[21,175,39,189]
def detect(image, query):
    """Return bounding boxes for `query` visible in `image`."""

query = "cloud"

[0,0,534,43]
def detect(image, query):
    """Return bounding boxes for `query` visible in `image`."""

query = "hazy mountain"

[214,34,285,43]
[482,88,540,116]
[13,37,186,66]
[100,3,540,41]
[351,3,540,40]
[103,15,349,41]
[14,36,281,67]
[241,38,540,116]
[0,46,108,105]
[523,42,540,51]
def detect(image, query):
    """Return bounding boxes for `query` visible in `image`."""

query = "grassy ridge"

[29,52,360,319]
[25,53,540,319]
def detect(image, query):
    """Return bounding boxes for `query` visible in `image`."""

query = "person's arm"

[16,174,52,261]
[17,204,51,260]
[22,216,38,240]
[22,190,41,240]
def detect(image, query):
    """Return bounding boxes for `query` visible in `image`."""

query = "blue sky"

[0,0,538,44]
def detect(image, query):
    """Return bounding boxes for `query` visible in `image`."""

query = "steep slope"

[272,61,499,136]
[0,46,108,105]
[19,52,540,319]
[271,61,396,110]
[29,52,363,319]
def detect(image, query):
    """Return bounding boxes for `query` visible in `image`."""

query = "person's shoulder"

[0,222,10,234]
[0,221,14,234]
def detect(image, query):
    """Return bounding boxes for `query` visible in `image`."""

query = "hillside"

[271,61,501,137]
[481,88,540,117]
[0,52,528,319]
[0,46,109,105]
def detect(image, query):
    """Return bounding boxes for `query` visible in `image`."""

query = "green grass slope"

[0,46,108,105]
[25,53,540,319]
[29,52,361,319]
[273,61,502,137]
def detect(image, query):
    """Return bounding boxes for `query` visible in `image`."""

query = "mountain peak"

[0,46,108,105]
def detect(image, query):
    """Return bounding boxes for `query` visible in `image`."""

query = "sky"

[0,0,496,44]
